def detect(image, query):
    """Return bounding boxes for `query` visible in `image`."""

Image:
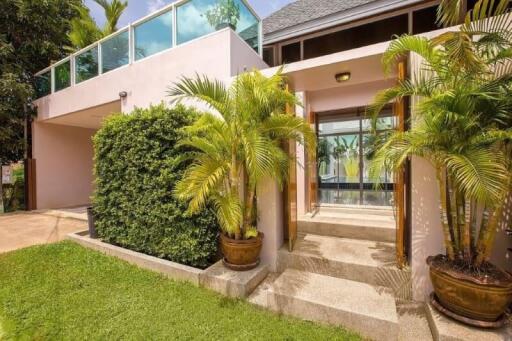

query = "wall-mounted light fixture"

[335,72,351,83]
[119,91,128,98]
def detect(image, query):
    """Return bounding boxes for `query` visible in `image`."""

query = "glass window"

[263,47,275,66]
[413,6,440,34]
[177,0,260,50]
[54,60,71,92]
[177,0,217,45]
[101,30,129,73]
[304,15,408,60]
[75,46,99,83]
[236,0,259,52]
[35,71,51,98]
[281,42,301,63]
[135,10,173,60]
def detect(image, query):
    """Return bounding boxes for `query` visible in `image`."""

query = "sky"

[85,0,295,28]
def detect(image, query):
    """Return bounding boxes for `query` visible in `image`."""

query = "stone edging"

[67,231,268,298]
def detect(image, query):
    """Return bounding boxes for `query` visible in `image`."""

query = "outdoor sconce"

[335,72,351,82]
[119,91,128,98]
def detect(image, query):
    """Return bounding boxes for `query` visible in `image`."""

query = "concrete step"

[298,214,396,243]
[317,205,395,217]
[278,234,401,287]
[268,269,399,341]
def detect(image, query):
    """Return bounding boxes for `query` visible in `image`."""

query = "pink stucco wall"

[32,122,95,209]
[32,28,267,210]
[34,29,267,119]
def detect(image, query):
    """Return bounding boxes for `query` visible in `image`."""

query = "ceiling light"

[335,72,351,83]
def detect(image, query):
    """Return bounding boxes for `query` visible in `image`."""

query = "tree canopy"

[0,0,83,165]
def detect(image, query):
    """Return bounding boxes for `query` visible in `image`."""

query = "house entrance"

[316,107,394,206]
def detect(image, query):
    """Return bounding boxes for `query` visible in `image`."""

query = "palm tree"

[369,0,512,267]
[95,0,128,35]
[68,0,128,50]
[68,5,103,50]
[168,68,316,240]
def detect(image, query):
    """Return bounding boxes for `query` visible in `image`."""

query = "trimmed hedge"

[92,104,219,268]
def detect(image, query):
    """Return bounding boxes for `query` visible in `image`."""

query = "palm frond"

[446,148,508,204]
[437,0,463,27]
[382,35,439,74]
[168,74,231,120]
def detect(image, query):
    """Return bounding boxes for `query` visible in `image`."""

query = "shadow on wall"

[411,156,444,302]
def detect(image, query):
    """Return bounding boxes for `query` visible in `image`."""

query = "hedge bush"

[92,104,219,268]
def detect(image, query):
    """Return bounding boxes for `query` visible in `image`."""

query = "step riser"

[317,207,394,217]
[277,251,401,288]
[298,221,396,243]
[268,291,398,341]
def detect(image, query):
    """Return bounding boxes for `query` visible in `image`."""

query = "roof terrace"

[34,0,261,99]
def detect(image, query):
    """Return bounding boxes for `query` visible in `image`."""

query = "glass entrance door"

[317,109,394,206]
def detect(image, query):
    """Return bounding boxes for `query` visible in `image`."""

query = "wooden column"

[306,111,317,213]
[395,60,407,268]
[284,87,298,251]
[24,158,37,210]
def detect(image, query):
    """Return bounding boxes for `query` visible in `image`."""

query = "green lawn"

[0,242,361,340]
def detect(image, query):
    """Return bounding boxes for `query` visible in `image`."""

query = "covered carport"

[31,101,120,210]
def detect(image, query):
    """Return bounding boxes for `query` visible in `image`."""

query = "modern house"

[31,0,511,339]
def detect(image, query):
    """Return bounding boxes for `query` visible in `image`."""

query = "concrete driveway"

[0,210,87,253]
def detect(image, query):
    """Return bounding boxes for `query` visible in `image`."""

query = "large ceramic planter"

[220,232,263,271]
[427,255,512,327]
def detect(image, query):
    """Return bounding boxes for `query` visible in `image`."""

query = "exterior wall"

[229,30,268,75]
[32,122,95,209]
[308,79,396,112]
[34,29,265,120]
[257,178,284,271]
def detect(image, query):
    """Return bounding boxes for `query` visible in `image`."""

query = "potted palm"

[205,0,240,31]
[168,68,316,270]
[369,0,512,327]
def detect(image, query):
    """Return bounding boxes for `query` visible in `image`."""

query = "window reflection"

[54,61,71,92]
[177,0,259,52]
[35,71,51,98]
[101,31,129,73]
[135,10,173,60]
[75,46,99,83]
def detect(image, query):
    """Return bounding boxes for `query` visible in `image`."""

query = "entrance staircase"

[250,206,411,341]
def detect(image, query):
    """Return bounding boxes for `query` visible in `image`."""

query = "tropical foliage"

[369,0,512,268]
[169,68,316,240]
[205,0,241,30]
[68,0,128,50]
[0,0,83,212]
[93,104,219,268]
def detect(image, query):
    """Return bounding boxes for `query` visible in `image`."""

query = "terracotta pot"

[427,255,512,324]
[220,232,263,271]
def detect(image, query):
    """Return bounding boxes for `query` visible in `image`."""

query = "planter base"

[223,257,260,271]
[430,293,507,329]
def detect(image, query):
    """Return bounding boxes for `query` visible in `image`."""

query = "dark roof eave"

[263,0,424,45]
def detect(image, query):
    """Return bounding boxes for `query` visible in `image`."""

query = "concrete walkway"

[0,211,87,253]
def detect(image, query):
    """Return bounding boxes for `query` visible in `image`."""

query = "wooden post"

[24,158,37,210]
[306,111,318,213]
[395,60,407,268]
[284,86,298,251]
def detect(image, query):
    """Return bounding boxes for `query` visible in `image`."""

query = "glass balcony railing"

[34,0,261,99]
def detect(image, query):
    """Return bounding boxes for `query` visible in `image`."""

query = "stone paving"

[0,211,87,253]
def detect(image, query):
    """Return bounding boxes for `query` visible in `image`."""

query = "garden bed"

[68,231,268,298]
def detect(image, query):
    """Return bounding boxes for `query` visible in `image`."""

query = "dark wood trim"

[24,158,37,210]
[395,60,407,268]
[284,87,298,251]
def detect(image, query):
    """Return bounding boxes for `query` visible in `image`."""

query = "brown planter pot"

[220,232,263,271]
[427,255,512,326]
